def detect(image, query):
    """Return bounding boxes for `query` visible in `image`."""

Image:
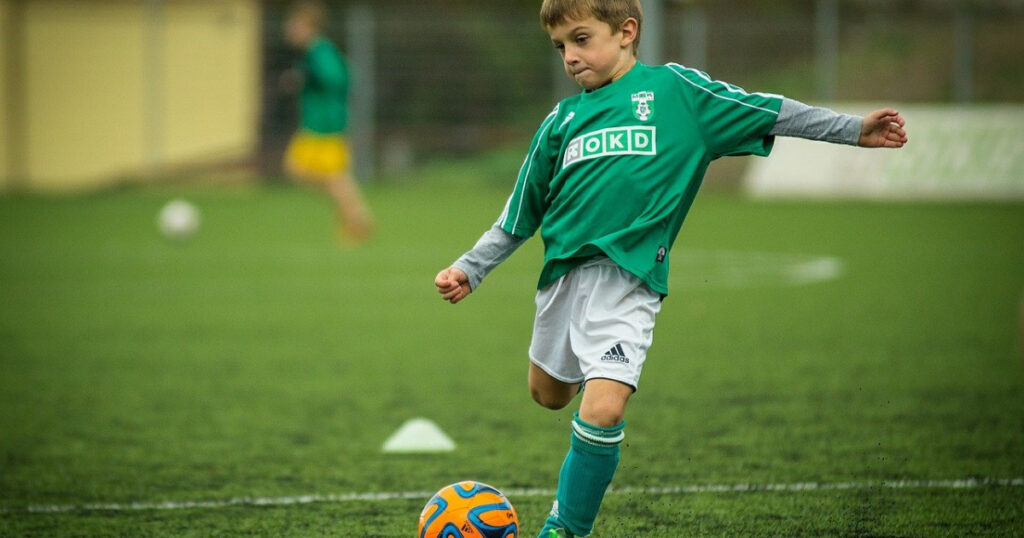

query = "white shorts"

[529,257,662,391]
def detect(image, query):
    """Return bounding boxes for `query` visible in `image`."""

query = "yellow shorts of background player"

[285,131,351,177]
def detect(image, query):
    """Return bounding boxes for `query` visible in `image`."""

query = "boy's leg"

[529,363,580,410]
[578,378,632,427]
[536,260,660,537]
[528,275,585,410]
[539,379,632,538]
[326,170,374,243]
[284,133,374,244]
[529,260,658,536]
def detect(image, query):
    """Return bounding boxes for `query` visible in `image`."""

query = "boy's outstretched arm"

[858,108,908,148]
[435,223,526,305]
[770,98,907,149]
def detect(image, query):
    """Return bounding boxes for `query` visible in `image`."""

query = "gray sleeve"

[769,97,862,146]
[451,223,526,291]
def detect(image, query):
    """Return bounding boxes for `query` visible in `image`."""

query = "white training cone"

[381,418,456,453]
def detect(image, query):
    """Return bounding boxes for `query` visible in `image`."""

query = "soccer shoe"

[538,521,575,538]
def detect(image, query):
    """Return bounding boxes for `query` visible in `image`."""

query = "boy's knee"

[578,379,632,427]
[527,362,578,410]
[580,401,624,428]
[283,157,302,178]
[530,386,572,410]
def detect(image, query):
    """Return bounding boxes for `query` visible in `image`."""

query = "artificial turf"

[1,178,1022,536]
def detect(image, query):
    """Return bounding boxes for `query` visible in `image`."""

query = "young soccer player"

[283,1,374,244]
[435,1,907,536]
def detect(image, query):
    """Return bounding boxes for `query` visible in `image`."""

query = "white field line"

[5,477,1022,515]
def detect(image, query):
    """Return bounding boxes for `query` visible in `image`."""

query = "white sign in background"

[745,105,1024,200]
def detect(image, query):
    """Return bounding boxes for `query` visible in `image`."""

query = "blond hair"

[540,0,643,53]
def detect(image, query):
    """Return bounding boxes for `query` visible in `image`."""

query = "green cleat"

[538,503,576,537]
[539,523,575,538]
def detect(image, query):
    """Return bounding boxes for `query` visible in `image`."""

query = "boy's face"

[285,14,317,49]
[547,16,638,91]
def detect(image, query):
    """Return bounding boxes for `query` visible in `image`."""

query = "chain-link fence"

[259,0,1024,177]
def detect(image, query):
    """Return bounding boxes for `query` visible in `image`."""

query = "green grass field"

[1,176,1023,536]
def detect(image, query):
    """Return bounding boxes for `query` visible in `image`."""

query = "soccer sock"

[543,412,625,537]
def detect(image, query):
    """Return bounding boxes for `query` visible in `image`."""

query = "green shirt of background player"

[298,35,348,135]
[435,1,907,536]
[283,1,373,245]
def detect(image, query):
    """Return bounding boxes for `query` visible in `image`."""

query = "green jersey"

[299,37,349,134]
[499,62,783,295]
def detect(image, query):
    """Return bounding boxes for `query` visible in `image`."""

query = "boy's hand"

[435,267,472,304]
[859,108,908,148]
[278,68,304,95]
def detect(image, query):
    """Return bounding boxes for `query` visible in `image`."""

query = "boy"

[283,1,374,244]
[435,1,907,536]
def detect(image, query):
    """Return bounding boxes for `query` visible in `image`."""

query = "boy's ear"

[618,17,639,49]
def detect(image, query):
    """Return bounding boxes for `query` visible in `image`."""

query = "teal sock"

[542,412,625,537]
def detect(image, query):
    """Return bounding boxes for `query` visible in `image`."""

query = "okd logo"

[563,126,657,168]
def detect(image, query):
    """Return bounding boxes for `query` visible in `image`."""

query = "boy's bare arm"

[858,108,908,148]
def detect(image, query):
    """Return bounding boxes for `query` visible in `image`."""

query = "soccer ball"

[157,199,200,240]
[418,481,519,538]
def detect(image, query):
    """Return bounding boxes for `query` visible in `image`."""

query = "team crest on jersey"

[631,91,655,121]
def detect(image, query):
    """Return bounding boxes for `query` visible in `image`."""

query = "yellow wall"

[22,0,147,189]
[3,0,260,192]
[0,0,11,187]
[162,1,260,166]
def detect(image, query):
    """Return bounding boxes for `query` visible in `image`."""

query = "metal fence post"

[815,0,839,102]
[952,6,974,103]
[639,0,664,66]
[346,3,376,181]
[681,2,708,69]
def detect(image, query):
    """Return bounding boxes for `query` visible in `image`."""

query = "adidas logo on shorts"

[601,343,630,364]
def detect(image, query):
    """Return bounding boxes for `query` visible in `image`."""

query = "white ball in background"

[157,199,201,241]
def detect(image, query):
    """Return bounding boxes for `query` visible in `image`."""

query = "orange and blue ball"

[418,481,519,538]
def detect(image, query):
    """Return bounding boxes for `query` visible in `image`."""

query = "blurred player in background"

[282,1,374,244]
[435,0,907,536]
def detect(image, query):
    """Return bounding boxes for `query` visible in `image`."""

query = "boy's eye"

[575,35,588,45]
